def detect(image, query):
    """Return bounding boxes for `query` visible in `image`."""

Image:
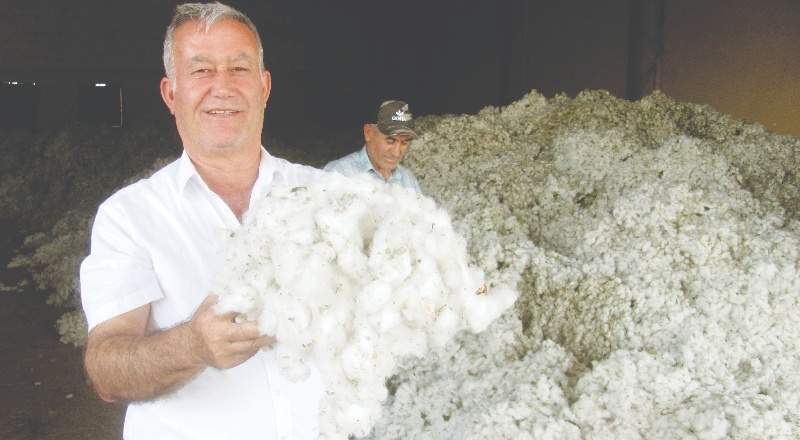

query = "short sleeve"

[80,200,164,331]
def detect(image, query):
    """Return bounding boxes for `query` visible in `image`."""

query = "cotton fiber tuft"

[213,171,517,438]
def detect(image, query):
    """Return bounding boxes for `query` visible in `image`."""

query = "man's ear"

[160,77,176,115]
[261,69,272,108]
[363,123,374,142]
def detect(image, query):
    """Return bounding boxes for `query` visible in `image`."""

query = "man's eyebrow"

[188,55,212,64]
[231,53,251,62]
[187,53,252,64]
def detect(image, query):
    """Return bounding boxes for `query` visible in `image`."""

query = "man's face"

[160,19,270,157]
[364,124,411,179]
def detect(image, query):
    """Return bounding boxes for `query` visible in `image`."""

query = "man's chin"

[196,138,251,155]
[201,130,253,150]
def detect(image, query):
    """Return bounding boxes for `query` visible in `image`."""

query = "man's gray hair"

[162,2,264,87]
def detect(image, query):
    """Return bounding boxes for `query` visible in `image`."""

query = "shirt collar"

[176,146,281,197]
[176,150,199,195]
[358,145,383,175]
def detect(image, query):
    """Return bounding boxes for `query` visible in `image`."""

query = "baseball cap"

[375,100,417,138]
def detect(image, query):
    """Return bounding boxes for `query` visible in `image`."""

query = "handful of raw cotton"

[213,171,517,439]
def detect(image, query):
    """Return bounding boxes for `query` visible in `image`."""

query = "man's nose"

[211,72,235,97]
[390,143,405,156]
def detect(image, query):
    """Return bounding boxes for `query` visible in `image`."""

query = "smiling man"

[324,100,423,193]
[80,3,327,439]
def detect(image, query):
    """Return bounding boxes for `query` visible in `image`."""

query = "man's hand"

[84,293,276,403]
[188,294,277,370]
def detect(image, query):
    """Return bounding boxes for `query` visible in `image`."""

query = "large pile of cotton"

[6,88,799,438]
[361,90,800,439]
[213,172,517,438]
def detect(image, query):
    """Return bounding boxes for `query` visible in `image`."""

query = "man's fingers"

[199,293,219,309]
[196,294,240,323]
[225,333,276,356]
[246,334,277,352]
[191,294,277,368]
[232,320,271,341]
[254,334,277,348]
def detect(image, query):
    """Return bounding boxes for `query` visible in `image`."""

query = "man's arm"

[83,294,276,403]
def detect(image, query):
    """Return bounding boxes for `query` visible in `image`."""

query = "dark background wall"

[661,0,800,138]
[1,0,798,141]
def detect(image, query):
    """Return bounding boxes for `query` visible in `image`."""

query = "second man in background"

[324,100,422,193]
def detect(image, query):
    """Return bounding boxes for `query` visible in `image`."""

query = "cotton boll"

[275,297,314,346]
[287,225,317,246]
[265,183,296,199]
[335,243,370,280]
[274,344,312,381]
[213,278,260,317]
[386,181,420,206]
[314,301,352,352]
[375,307,404,335]
[410,249,439,276]
[256,307,278,336]
[353,372,390,404]
[356,205,381,242]
[336,401,379,437]
[352,324,380,354]
[289,243,336,299]
[423,228,458,261]
[324,376,379,432]
[310,239,337,263]
[357,280,393,316]
[392,276,445,329]
[428,305,463,347]
[441,262,482,293]
[271,242,307,287]
[243,262,273,292]
[373,308,407,344]
[406,258,447,295]
[316,198,370,252]
[316,401,347,440]
[315,210,351,252]
[244,232,273,261]
[388,324,429,357]
[369,343,397,378]
[369,249,413,285]
[339,326,395,381]
[368,225,414,285]
[422,212,462,259]
[460,285,519,333]
[396,294,435,328]
[340,342,370,381]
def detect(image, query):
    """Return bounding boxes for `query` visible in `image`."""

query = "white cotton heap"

[212,171,518,439]
[365,90,800,439]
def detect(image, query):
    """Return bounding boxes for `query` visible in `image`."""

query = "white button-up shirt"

[81,148,327,439]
